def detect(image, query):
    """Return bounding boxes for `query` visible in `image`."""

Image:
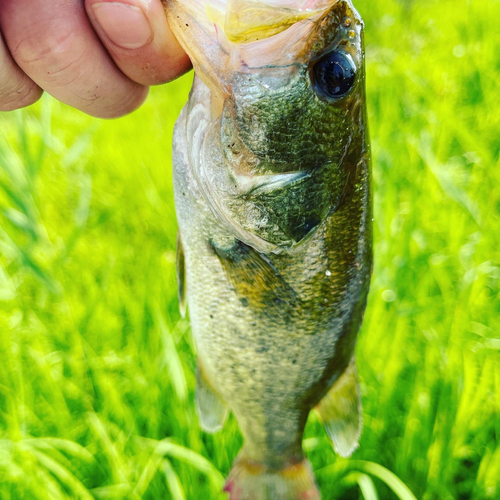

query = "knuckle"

[0,78,42,111]
[11,26,86,87]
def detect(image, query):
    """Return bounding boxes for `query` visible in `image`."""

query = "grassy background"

[0,0,499,498]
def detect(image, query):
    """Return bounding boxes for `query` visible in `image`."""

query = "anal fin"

[315,359,362,458]
[196,363,229,433]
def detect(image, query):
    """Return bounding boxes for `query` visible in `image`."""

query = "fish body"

[167,1,372,498]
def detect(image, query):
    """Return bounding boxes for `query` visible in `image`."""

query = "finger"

[86,0,191,86]
[0,0,148,118]
[0,32,42,111]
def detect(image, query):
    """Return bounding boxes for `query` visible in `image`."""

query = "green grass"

[0,0,499,498]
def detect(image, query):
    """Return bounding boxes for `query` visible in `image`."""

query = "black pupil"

[313,51,357,99]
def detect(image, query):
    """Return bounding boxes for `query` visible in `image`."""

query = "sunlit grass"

[0,0,499,498]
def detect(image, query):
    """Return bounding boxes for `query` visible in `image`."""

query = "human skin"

[0,0,190,118]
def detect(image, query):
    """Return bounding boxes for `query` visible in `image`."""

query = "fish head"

[168,0,368,253]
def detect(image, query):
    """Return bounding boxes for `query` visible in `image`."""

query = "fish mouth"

[166,0,341,99]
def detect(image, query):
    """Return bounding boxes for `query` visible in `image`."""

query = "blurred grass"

[0,0,499,498]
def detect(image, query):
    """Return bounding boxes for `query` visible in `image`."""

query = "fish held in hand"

[167,0,372,498]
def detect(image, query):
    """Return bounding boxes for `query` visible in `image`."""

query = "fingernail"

[92,2,153,49]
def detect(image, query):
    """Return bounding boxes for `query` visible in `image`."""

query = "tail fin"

[224,456,320,500]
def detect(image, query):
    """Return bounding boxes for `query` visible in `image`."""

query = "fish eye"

[311,50,357,101]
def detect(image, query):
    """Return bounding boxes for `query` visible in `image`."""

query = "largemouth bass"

[167,0,372,498]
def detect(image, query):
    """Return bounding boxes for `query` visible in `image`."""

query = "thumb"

[85,0,191,86]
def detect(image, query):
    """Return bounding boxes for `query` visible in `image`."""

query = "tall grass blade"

[154,439,225,489]
[350,461,417,500]
[344,472,380,500]
[162,459,187,500]
[31,449,94,500]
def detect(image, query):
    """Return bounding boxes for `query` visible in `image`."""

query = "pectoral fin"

[176,232,187,318]
[210,239,300,312]
[196,363,229,433]
[315,360,362,457]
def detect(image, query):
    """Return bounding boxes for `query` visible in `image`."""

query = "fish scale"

[167,1,372,498]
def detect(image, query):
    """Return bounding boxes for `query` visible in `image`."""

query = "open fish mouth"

[166,0,344,97]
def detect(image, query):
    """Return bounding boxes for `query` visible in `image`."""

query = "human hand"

[0,0,190,118]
